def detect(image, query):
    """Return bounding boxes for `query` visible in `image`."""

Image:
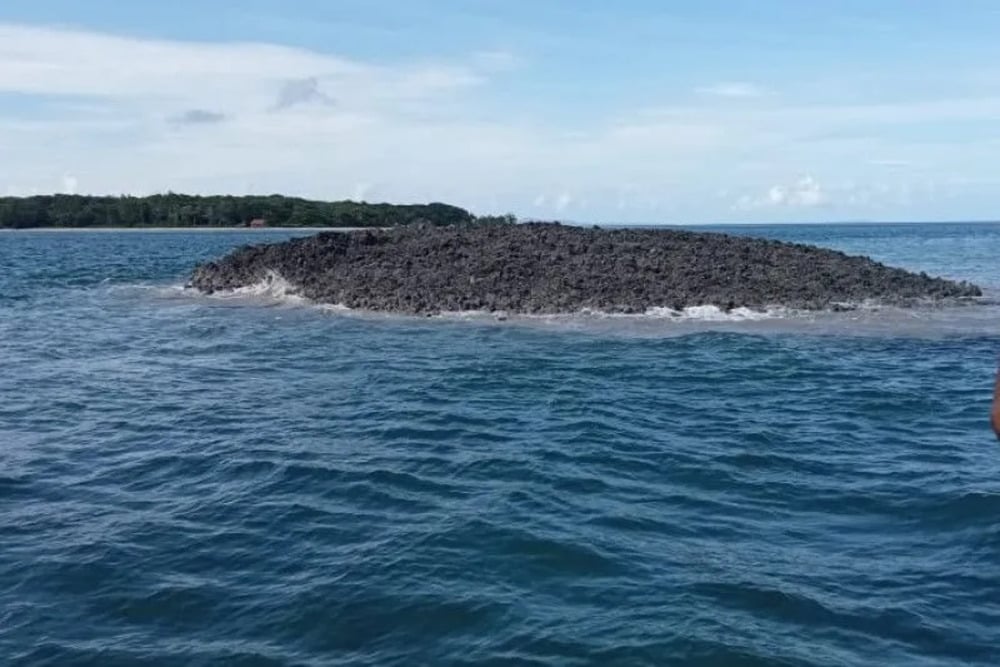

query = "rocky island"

[190,223,982,314]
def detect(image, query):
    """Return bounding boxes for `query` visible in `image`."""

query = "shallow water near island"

[2,223,999,666]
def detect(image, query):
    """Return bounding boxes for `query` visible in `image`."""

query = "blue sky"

[2,1,1000,223]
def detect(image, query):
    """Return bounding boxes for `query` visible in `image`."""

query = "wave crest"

[172,274,1000,336]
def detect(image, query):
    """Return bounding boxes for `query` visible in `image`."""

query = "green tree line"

[0,194,480,229]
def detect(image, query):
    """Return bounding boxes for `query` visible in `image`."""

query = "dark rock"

[189,223,983,314]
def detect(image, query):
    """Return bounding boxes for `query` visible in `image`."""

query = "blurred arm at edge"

[992,370,1000,439]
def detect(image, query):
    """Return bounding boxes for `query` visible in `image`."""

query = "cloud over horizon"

[1,12,999,223]
[735,176,828,211]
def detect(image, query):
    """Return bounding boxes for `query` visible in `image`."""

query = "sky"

[2,1,1000,223]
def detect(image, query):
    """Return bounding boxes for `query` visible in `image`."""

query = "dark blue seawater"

[2,224,999,666]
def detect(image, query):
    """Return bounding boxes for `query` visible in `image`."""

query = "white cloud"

[62,174,79,194]
[696,82,766,98]
[0,23,744,217]
[735,176,828,210]
[0,23,484,115]
[2,22,1000,222]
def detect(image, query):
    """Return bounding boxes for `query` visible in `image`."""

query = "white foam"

[484,304,790,322]
[229,271,304,302]
[149,278,1000,338]
[316,303,353,313]
[435,309,497,320]
[105,282,191,299]
[644,305,785,321]
[185,270,312,306]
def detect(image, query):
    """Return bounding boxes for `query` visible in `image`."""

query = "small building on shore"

[248,218,267,228]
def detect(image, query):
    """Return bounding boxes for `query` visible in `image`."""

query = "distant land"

[0,194,515,229]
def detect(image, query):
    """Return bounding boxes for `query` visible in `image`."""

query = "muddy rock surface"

[190,223,982,313]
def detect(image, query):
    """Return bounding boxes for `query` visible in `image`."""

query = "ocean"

[1,223,998,666]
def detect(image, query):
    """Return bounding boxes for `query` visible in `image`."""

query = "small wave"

[183,284,796,324]
[435,309,514,322]
[228,271,306,304]
[506,304,792,323]
[160,275,1000,337]
[316,303,353,313]
[94,282,195,307]
[645,305,786,321]
[184,271,314,306]
[430,306,786,323]
[177,272,797,323]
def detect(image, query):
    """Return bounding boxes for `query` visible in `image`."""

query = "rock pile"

[190,223,982,313]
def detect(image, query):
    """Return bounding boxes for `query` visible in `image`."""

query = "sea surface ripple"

[1,224,999,666]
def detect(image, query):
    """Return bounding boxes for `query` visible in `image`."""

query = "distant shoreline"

[0,227,375,232]
[4,221,1000,233]
[0,220,1000,233]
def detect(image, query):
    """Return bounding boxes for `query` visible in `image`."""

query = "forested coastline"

[0,194,482,229]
